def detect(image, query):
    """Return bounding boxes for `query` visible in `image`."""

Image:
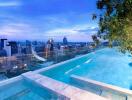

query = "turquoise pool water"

[41,48,132,90]
[0,78,59,100]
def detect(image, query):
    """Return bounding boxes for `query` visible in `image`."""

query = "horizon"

[0,34,95,42]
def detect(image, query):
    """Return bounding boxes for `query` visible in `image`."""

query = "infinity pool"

[41,48,132,90]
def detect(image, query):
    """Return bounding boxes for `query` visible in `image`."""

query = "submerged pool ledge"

[22,72,108,100]
[71,75,132,100]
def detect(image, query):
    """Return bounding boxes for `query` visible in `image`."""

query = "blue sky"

[0,0,99,42]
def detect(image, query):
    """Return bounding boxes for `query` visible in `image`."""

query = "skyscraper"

[63,36,68,45]
[8,41,18,56]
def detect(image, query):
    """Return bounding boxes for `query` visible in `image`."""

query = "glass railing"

[0,46,97,78]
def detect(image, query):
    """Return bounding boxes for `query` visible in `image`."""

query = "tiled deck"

[22,72,108,100]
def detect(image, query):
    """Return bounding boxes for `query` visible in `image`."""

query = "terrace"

[0,0,131,99]
[1,47,132,100]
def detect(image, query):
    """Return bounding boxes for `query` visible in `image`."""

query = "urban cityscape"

[0,36,107,80]
[0,0,132,100]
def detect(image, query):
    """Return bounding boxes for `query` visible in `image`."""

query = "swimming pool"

[0,76,61,100]
[41,48,132,90]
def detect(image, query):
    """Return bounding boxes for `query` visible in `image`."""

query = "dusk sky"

[0,0,99,42]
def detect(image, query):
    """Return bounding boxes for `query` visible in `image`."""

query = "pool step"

[5,89,31,100]
[71,75,132,100]
[22,72,108,100]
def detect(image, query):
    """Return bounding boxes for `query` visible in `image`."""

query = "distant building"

[60,46,65,55]
[50,39,54,52]
[0,39,20,56]
[32,41,38,45]
[8,41,18,56]
[0,39,7,49]
[0,49,7,57]
[63,37,68,45]
[57,43,60,50]
[46,39,54,51]
[25,40,32,54]
[45,39,54,58]
[17,44,22,55]
[0,39,11,56]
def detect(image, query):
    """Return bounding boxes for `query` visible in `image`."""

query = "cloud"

[46,25,98,35]
[75,27,98,32]
[0,1,21,7]
[0,0,98,42]
[42,25,98,42]
[0,23,37,40]
[74,27,98,34]
[0,12,98,41]
[46,29,77,36]
[0,22,97,42]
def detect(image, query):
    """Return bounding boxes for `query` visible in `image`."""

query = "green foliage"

[92,35,100,47]
[95,0,132,53]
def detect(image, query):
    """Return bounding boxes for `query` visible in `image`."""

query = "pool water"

[0,78,60,100]
[41,48,132,90]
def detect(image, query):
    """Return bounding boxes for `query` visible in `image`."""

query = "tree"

[95,0,132,53]
[92,35,100,47]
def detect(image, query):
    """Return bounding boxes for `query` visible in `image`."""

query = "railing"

[0,46,95,78]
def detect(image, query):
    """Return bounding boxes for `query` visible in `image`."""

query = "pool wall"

[71,75,132,100]
[0,76,26,100]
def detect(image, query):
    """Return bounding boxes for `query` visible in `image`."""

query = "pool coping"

[22,72,108,100]
[71,75,132,96]
[34,52,91,74]
[0,75,22,87]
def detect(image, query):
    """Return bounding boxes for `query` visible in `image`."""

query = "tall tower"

[8,41,18,56]
[0,39,11,57]
[0,39,7,49]
[63,36,68,45]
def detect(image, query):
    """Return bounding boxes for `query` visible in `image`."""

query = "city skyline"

[0,0,99,42]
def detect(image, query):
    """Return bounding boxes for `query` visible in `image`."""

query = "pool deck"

[22,72,108,100]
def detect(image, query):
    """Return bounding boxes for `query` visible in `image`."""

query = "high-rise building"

[0,39,11,57]
[0,49,7,57]
[8,41,18,56]
[0,39,7,49]
[25,40,32,54]
[63,36,68,45]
